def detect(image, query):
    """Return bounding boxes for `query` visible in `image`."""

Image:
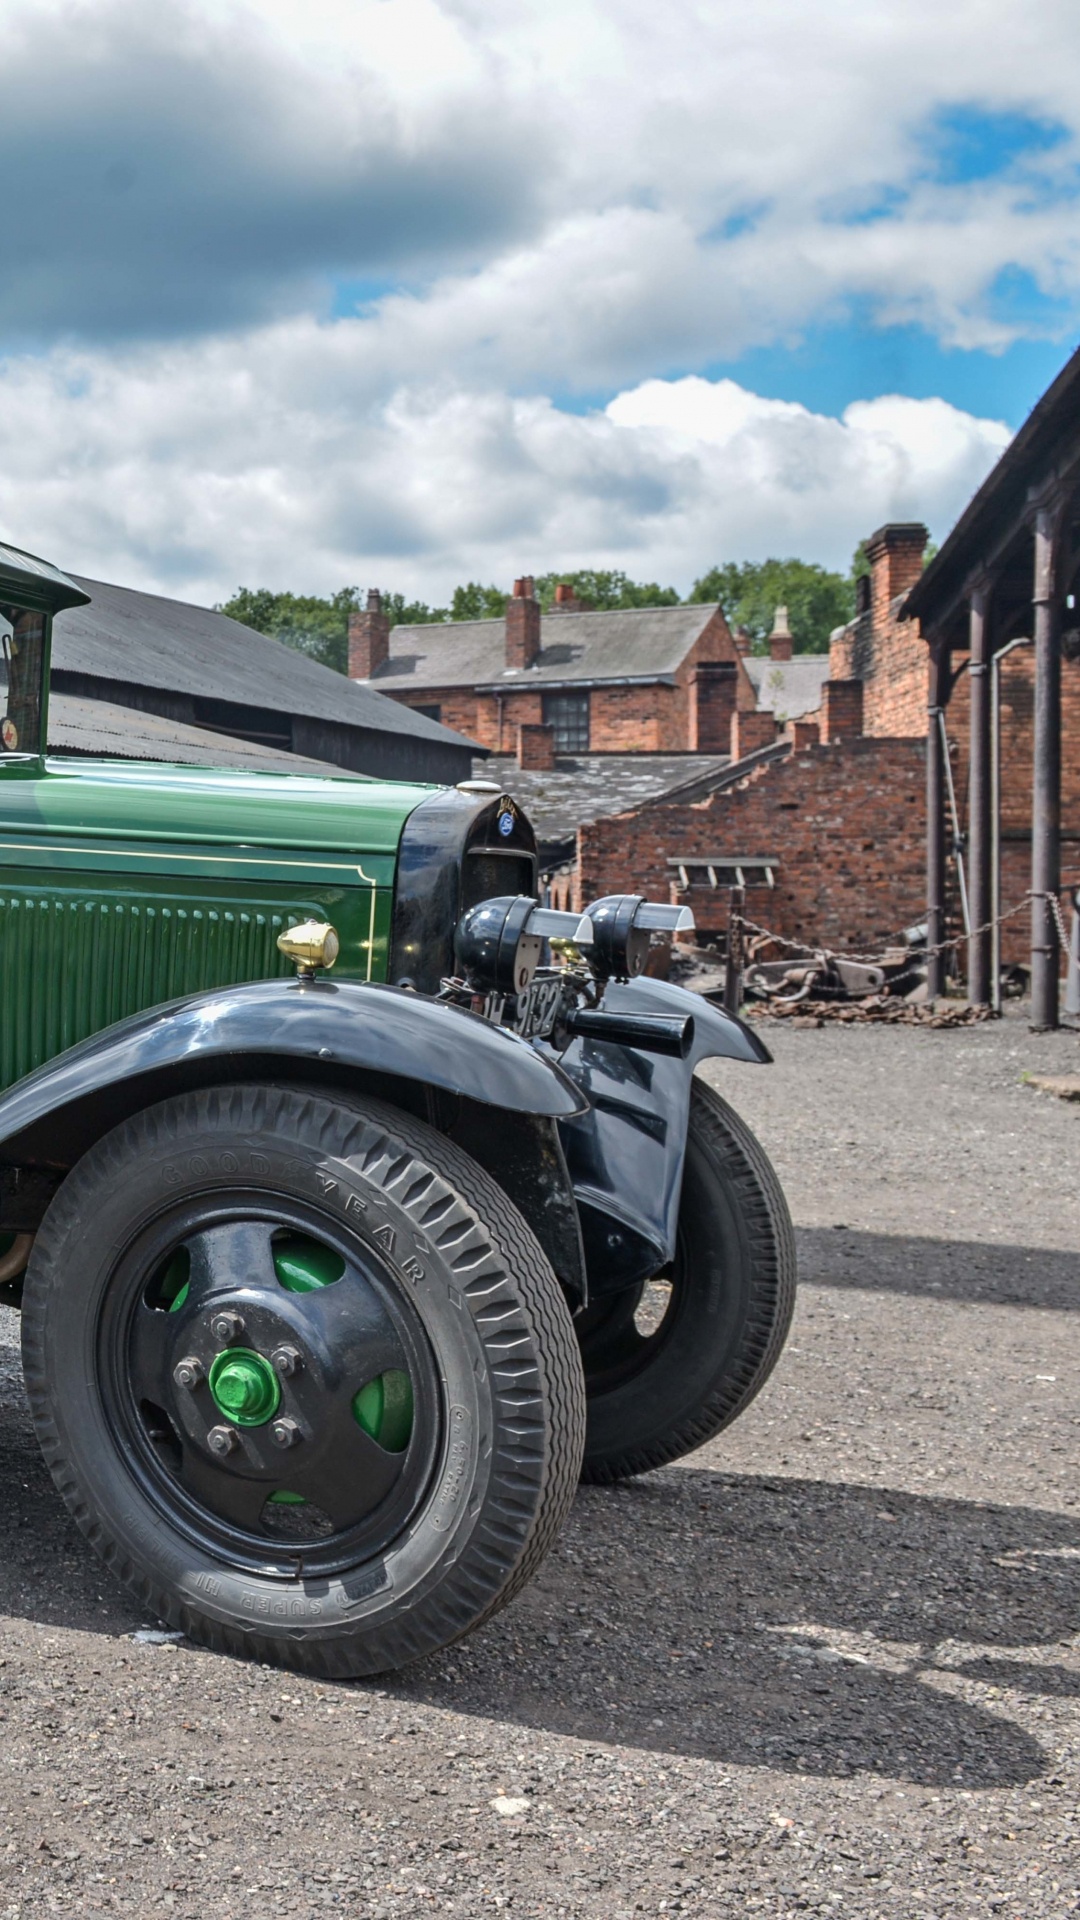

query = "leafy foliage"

[217,586,446,674]
[533,569,680,610]
[689,558,855,655]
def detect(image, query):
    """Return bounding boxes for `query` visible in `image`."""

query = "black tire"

[578,1078,795,1483]
[21,1084,585,1676]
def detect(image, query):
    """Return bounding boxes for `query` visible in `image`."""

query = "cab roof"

[0,541,91,615]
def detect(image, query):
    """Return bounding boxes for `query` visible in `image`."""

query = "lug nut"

[207,1424,239,1456]
[271,1345,302,1378]
[270,1417,301,1449]
[173,1355,204,1391]
[210,1311,245,1344]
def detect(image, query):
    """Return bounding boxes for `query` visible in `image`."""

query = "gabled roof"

[369,603,721,692]
[52,576,474,750]
[904,338,1080,631]
[742,654,830,721]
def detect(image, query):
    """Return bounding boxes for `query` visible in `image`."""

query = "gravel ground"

[0,1007,1077,1919]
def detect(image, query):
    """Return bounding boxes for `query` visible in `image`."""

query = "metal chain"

[739,885,1077,972]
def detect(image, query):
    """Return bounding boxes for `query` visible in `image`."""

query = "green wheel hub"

[208,1347,281,1427]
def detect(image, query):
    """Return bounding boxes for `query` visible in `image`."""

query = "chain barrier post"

[724,885,745,1016]
[1066,888,1080,1018]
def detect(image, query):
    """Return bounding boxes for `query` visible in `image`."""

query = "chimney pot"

[733,624,753,657]
[768,605,794,661]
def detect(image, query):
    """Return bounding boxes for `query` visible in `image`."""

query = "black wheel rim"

[98,1192,442,1580]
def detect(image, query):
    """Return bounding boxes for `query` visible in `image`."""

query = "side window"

[542,690,589,753]
[414,703,442,723]
[0,605,45,756]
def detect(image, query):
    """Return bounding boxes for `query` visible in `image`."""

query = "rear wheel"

[21,1084,585,1676]
[578,1078,795,1483]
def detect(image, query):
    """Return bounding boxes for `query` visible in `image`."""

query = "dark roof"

[0,541,89,614]
[48,692,345,776]
[369,603,720,692]
[476,751,731,859]
[52,576,476,750]
[905,338,1080,630]
[742,654,830,721]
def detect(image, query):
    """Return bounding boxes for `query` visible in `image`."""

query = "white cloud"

[0,0,1066,599]
[0,330,1010,602]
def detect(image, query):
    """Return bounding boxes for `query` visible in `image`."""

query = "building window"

[542,691,589,752]
[413,702,442,722]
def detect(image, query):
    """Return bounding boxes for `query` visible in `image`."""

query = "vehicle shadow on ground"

[797,1225,1080,1310]
[0,1330,1069,1789]
[388,1467,1076,1788]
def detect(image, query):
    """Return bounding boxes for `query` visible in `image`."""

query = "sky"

[0,0,1078,606]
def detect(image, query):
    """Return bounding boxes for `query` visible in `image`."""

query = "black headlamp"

[455,896,595,996]
[585,895,695,980]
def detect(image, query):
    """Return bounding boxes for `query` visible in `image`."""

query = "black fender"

[553,976,771,1296]
[0,978,590,1303]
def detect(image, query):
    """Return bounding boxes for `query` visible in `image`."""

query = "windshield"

[0,604,45,756]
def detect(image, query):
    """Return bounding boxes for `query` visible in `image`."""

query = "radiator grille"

[0,888,306,1089]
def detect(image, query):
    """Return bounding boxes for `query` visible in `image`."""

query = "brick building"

[348,579,827,762]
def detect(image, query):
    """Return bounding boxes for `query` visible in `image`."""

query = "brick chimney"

[506,576,541,669]
[821,678,864,742]
[730,708,777,759]
[690,660,738,752]
[733,624,753,657]
[767,606,794,660]
[864,523,929,636]
[517,722,556,770]
[348,588,390,679]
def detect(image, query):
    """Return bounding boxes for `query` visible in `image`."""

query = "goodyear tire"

[578,1079,796,1483]
[21,1084,585,1677]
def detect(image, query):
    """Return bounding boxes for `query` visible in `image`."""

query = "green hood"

[0,757,436,861]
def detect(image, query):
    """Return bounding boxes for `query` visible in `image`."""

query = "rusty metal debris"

[745,995,999,1028]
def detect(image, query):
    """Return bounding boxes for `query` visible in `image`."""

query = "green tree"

[689,558,855,654]
[450,582,508,621]
[218,586,446,675]
[533,568,679,610]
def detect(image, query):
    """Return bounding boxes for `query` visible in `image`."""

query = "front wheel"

[578,1078,796,1483]
[21,1084,585,1676]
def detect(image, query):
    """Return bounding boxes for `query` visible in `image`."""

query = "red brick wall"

[577,737,930,952]
[821,678,864,742]
[731,709,777,758]
[517,722,555,769]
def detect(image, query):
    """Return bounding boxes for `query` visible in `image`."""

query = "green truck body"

[0,540,795,1678]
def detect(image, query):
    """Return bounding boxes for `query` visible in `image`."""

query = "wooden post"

[926,643,948,1000]
[967,582,992,1005]
[724,885,745,1015]
[1030,502,1062,1031]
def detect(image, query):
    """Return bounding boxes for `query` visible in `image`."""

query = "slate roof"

[474,751,731,861]
[53,577,475,750]
[48,693,345,777]
[742,654,830,721]
[369,604,720,692]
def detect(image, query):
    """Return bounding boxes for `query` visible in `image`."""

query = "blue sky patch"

[920,103,1070,185]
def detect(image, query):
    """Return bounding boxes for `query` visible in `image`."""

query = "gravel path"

[0,1008,1077,1918]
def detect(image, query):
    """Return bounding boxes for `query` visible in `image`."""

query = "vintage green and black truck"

[0,541,794,1675]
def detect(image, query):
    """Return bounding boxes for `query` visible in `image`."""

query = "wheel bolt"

[173,1356,204,1391]
[271,1345,302,1378]
[270,1417,301,1449]
[207,1424,239,1456]
[210,1311,245,1344]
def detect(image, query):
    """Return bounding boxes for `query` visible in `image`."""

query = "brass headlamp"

[277,920,341,980]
